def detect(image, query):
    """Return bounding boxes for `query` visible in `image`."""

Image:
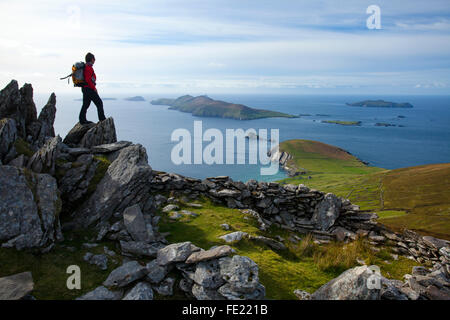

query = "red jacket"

[83,63,97,90]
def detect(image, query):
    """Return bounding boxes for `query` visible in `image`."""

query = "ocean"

[34,93,450,182]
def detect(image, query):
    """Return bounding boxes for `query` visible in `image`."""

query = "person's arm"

[84,66,96,91]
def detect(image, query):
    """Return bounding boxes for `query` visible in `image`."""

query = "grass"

[278,139,450,240]
[0,229,123,300]
[157,196,419,299]
[14,138,35,158]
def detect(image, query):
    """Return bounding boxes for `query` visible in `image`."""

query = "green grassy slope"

[278,139,450,240]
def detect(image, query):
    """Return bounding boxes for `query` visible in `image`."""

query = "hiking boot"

[80,120,94,125]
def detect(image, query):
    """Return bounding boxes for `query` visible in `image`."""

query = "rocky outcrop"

[0,166,62,249]
[28,93,57,148]
[0,272,34,300]
[27,135,62,175]
[63,122,96,146]
[311,265,381,300]
[80,118,117,148]
[0,118,18,164]
[71,144,153,228]
[311,193,342,231]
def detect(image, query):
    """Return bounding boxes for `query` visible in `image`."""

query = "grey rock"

[311,193,342,231]
[80,117,117,148]
[27,135,62,175]
[123,204,152,242]
[311,266,380,300]
[422,236,449,250]
[0,80,37,139]
[380,277,408,300]
[84,253,108,271]
[219,255,260,294]
[186,245,234,264]
[157,241,201,266]
[219,231,248,243]
[0,166,62,249]
[179,210,199,217]
[0,118,18,164]
[0,272,34,300]
[63,122,96,147]
[120,240,164,258]
[217,189,241,198]
[72,144,152,228]
[103,261,148,288]
[217,283,265,300]
[248,235,287,251]
[294,289,311,300]
[221,223,230,231]
[67,147,91,156]
[8,154,26,168]
[30,93,56,148]
[91,141,132,153]
[77,286,123,300]
[192,284,226,300]
[123,282,154,300]
[162,204,179,213]
[145,260,170,284]
[194,260,225,289]
[153,277,175,296]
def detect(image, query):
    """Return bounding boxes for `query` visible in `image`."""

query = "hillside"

[150,95,298,120]
[278,140,450,240]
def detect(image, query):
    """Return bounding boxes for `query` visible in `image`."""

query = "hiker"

[79,52,106,124]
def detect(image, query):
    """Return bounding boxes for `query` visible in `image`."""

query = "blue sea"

[34,93,450,182]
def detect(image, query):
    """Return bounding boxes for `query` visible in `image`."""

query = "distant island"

[150,95,298,120]
[322,120,361,126]
[346,100,413,108]
[375,122,405,127]
[124,96,145,101]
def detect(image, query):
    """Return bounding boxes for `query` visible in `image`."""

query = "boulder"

[248,235,286,251]
[145,260,170,284]
[0,166,62,249]
[72,144,153,228]
[63,122,96,147]
[123,204,152,243]
[311,266,381,300]
[58,154,99,210]
[120,240,164,258]
[311,193,342,231]
[0,272,34,300]
[422,236,449,250]
[80,117,117,148]
[194,260,225,289]
[77,286,123,300]
[219,231,248,243]
[103,261,148,288]
[152,277,176,296]
[123,282,154,300]
[186,245,234,264]
[27,135,62,175]
[157,242,201,266]
[294,289,311,300]
[219,255,261,294]
[83,252,108,271]
[218,283,265,300]
[0,118,18,164]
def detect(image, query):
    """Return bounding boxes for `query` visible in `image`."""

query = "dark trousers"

[79,87,106,123]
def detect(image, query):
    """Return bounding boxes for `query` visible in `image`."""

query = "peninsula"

[346,100,413,108]
[150,95,298,120]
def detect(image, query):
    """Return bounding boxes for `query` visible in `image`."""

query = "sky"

[1,0,450,95]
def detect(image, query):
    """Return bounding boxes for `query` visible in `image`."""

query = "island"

[322,120,361,126]
[375,122,405,127]
[346,100,413,108]
[124,96,145,102]
[150,95,298,120]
